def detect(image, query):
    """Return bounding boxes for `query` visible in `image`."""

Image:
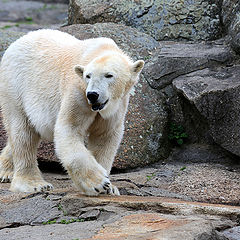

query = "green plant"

[57,203,63,211]
[25,16,33,22]
[1,25,12,29]
[144,55,151,61]
[42,218,85,225]
[146,172,156,182]
[168,123,188,145]
[57,203,68,215]
[60,218,85,224]
[180,166,186,171]
[43,219,57,225]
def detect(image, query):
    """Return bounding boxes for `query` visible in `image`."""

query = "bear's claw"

[0,170,13,183]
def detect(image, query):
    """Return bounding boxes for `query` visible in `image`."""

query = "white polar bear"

[0,29,144,196]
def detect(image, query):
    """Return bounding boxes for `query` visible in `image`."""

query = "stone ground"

[1,148,240,239]
[1,169,240,240]
[1,0,240,239]
[0,0,68,32]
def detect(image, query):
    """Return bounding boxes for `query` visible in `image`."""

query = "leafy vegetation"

[60,218,85,224]
[57,203,68,216]
[168,122,188,145]
[43,219,57,225]
[43,218,85,225]
[180,166,186,171]
[146,172,156,182]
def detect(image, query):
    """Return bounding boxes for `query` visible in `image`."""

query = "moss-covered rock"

[68,0,222,41]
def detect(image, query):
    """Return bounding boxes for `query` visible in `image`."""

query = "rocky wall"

[68,0,222,41]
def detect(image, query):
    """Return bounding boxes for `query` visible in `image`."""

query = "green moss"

[1,25,12,29]
[60,218,85,224]
[43,218,85,225]
[43,219,57,225]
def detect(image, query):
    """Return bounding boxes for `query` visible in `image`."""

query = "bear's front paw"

[0,155,13,183]
[68,164,119,196]
[94,180,120,196]
[0,169,13,183]
[10,174,53,192]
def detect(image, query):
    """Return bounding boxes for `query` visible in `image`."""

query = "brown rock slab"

[90,213,187,240]
[61,194,240,218]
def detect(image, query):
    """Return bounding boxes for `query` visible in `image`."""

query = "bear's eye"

[105,73,113,78]
[86,74,91,79]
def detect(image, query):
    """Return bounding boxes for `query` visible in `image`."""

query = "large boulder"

[142,39,236,146]
[221,0,240,54]
[68,0,222,41]
[221,0,240,31]
[229,15,240,54]
[144,40,234,90]
[173,65,240,157]
[61,23,169,169]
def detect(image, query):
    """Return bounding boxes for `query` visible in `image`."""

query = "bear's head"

[74,53,144,118]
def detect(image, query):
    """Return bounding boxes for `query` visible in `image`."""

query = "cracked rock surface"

[68,0,222,41]
[1,169,240,240]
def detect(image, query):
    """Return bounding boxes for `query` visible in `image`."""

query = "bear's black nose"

[87,91,99,104]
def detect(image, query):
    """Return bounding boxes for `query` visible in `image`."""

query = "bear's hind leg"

[0,142,14,182]
[6,110,53,192]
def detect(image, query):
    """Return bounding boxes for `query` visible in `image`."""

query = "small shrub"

[146,172,156,182]
[168,122,188,145]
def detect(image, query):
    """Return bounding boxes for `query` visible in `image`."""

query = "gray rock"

[195,231,229,240]
[0,194,61,225]
[144,40,234,90]
[229,16,240,54]
[0,221,105,240]
[0,171,240,239]
[61,23,159,59]
[221,0,240,32]
[0,30,24,56]
[79,209,100,219]
[25,0,68,3]
[223,226,240,240]
[68,0,222,41]
[170,144,235,164]
[221,0,240,54]
[173,65,240,157]
[0,0,67,25]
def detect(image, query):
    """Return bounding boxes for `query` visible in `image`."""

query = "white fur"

[0,29,144,196]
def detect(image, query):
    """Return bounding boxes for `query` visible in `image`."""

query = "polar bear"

[0,29,144,196]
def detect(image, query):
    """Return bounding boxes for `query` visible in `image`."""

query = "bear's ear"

[74,65,85,78]
[131,60,145,76]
